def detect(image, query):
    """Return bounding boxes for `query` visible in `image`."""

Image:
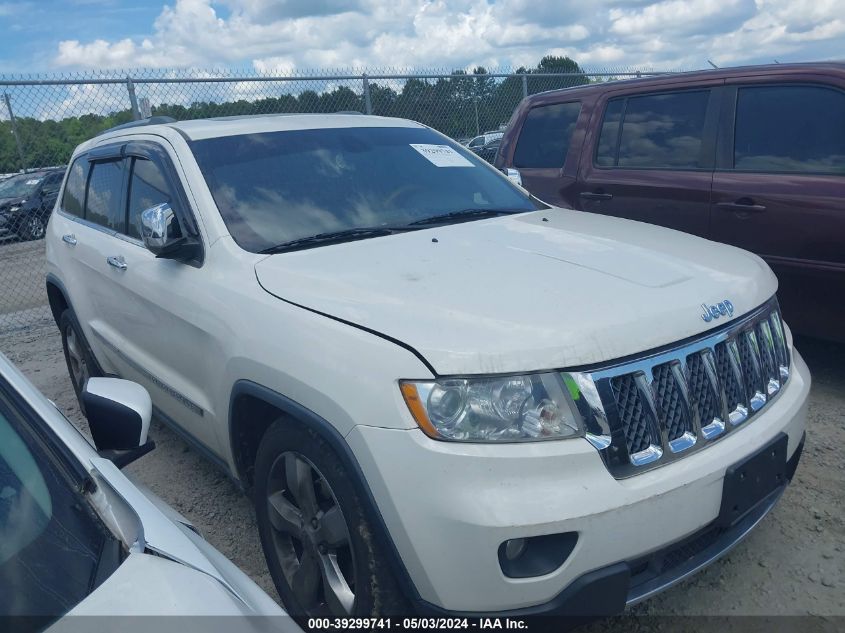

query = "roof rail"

[97,116,177,136]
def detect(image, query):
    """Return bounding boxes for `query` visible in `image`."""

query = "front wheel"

[254,421,408,618]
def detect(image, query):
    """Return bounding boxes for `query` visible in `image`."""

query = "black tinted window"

[192,127,539,253]
[596,99,625,166]
[618,91,709,168]
[0,391,117,621]
[734,85,845,173]
[127,158,176,240]
[85,160,126,231]
[40,173,62,194]
[513,102,581,168]
[599,91,710,169]
[61,159,87,217]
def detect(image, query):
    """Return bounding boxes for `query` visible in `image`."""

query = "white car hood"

[255,209,777,375]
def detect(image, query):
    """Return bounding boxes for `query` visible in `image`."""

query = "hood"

[255,209,777,375]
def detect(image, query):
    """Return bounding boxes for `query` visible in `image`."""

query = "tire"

[18,213,46,241]
[59,309,100,411]
[254,420,409,619]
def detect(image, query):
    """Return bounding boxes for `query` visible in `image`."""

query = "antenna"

[707,60,719,69]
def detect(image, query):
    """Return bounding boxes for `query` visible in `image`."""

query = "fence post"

[521,73,528,99]
[126,77,141,120]
[3,92,26,172]
[362,74,372,115]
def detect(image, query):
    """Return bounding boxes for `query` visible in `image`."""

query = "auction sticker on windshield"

[410,144,474,167]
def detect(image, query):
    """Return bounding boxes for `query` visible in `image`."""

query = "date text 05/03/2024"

[307,618,528,630]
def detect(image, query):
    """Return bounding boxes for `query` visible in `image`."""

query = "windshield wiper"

[407,208,525,226]
[259,226,414,254]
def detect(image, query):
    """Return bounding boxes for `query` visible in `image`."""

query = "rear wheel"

[59,309,100,411]
[254,421,408,618]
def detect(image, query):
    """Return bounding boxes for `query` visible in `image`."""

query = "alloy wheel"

[26,216,45,240]
[266,451,356,616]
[65,325,89,390]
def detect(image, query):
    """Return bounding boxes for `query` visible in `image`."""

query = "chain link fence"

[0,66,662,334]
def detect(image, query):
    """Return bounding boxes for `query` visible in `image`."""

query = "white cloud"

[50,0,845,73]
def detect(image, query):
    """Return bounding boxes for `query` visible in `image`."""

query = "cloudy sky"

[0,0,842,74]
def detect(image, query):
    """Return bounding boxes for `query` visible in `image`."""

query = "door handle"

[62,233,77,246]
[107,255,127,271]
[579,191,613,201]
[716,201,767,213]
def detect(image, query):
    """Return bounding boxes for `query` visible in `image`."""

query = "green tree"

[0,55,591,173]
[529,55,589,95]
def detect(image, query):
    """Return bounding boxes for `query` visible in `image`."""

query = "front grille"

[569,299,790,478]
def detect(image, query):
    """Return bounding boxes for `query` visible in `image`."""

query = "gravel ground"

[0,320,842,625]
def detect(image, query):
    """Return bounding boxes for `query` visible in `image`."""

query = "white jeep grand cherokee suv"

[45,113,809,619]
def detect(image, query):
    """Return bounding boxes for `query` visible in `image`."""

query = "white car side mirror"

[83,378,154,468]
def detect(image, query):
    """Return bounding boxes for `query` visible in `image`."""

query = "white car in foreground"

[0,352,292,630]
[45,113,809,619]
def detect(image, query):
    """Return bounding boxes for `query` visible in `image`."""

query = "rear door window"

[513,102,582,168]
[597,91,711,169]
[61,159,88,218]
[734,85,845,174]
[596,99,625,167]
[84,159,127,232]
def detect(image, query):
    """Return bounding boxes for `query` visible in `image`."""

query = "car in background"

[466,131,502,151]
[0,351,292,630]
[472,137,500,164]
[496,63,845,342]
[0,168,65,241]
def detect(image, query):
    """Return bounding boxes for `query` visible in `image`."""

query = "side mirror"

[82,378,155,468]
[140,202,186,258]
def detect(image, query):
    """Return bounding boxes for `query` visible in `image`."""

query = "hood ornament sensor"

[701,300,735,323]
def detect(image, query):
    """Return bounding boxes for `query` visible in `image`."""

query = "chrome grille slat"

[565,299,790,479]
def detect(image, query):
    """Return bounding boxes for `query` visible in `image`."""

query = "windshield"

[0,175,41,199]
[191,126,541,252]
[0,392,117,621]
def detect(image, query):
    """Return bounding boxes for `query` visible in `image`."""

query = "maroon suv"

[496,63,845,342]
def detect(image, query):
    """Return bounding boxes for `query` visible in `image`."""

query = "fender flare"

[228,379,423,605]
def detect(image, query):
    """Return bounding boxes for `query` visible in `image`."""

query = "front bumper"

[0,213,19,237]
[346,350,810,613]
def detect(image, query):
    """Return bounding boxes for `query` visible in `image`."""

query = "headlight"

[400,373,584,442]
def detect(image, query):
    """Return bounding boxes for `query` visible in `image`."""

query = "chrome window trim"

[565,298,790,478]
[57,208,158,250]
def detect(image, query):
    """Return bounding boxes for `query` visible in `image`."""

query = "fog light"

[504,538,527,561]
[498,532,579,578]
